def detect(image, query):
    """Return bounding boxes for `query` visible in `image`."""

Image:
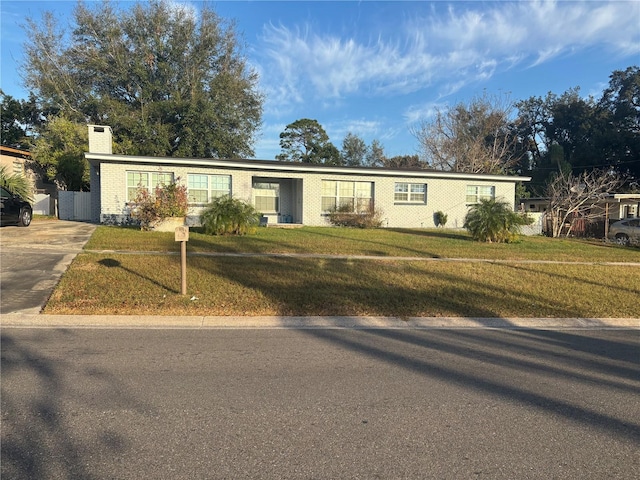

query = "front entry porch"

[253,176,303,226]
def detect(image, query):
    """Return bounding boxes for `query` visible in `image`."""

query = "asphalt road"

[0,220,96,314]
[2,327,639,479]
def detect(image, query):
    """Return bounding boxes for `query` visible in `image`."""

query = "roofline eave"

[85,152,532,182]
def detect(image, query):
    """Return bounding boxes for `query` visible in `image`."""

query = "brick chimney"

[88,125,113,154]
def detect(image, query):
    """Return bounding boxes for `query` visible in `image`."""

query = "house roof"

[85,152,532,183]
[523,194,640,203]
[0,145,31,159]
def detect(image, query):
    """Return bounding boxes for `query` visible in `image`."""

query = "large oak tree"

[515,66,640,191]
[23,0,263,159]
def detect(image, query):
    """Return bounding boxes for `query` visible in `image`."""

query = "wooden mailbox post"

[175,226,189,295]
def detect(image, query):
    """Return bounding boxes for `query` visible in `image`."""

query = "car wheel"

[18,208,32,227]
[615,233,629,246]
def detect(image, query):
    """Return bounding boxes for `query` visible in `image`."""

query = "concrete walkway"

[3,313,638,329]
[85,249,640,266]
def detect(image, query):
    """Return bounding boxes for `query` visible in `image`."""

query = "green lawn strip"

[85,225,640,263]
[45,253,640,317]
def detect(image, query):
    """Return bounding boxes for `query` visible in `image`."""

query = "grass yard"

[45,226,640,317]
[86,225,640,262]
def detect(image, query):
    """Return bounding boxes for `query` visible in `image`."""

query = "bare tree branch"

[544,169,623,237]
[411,92,523,175]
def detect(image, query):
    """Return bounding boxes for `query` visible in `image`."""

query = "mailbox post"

[175,226,189,295]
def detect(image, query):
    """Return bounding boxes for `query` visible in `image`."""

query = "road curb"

[2,314,639,329]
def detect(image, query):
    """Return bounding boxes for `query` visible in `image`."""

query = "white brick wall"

[88,125,113,154]
[95,159,519,228]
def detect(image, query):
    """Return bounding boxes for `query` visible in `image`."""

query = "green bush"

[327,203,384,228]
[200,195,261,235]
[434,210,448,227]
[464,198,532,243]
[130,180,189,230]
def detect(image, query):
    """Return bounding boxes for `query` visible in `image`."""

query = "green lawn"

[45,226,640,317]
[86,225,640,262]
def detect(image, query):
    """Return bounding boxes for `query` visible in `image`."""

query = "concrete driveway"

[0,220,96,314]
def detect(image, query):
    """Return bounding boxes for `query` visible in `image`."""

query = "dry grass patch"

[45,253,640,318]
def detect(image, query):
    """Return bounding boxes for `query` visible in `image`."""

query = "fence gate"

[32,193,51,216]
[521,212,544,236]
[58,191,92,221]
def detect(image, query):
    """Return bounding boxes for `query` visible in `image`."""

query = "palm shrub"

[434,210,448,227]
[464,198,532,243]
[200,195,261,235]
[0,166,34,203]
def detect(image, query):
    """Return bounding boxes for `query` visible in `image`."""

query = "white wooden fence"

[521,212,544,236]
[32,193,51,216]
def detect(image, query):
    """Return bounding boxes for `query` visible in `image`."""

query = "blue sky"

[1,1,639,160]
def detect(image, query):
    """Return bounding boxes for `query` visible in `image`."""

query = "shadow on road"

[299,327,640,443]
[1,330,149,480]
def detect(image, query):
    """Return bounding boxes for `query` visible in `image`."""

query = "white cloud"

[403,101,448,125]
[253,136,281,160]
[256,0,639,107]
[326,118,383,143]
[165,0,198,21]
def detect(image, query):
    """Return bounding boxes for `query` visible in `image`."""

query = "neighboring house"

[86,125,531,228]
[0,145,57,196]
[0,146,31,185]
[521,195,640,237]
[0,145,57,215]
[522,196,640,221]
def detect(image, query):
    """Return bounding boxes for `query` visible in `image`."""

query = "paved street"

[2,327,639,479]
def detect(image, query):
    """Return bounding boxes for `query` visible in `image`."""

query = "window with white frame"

[394,183,427,203]
[321,180,373,212]
[466,185,495,204]
[127,171,174,201]
[253,181,279,213]
[187,174,231,204]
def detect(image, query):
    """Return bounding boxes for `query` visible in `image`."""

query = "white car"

[608,218,640,245]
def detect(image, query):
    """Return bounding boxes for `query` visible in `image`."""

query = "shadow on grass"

[186,229,308,255]
[388,227,473,242]
[298,328,640,443]
[1,330,147,480]
[296,228,444,258]
[98,258,180,294]
[500,262,640,297]
[193,256,583,318]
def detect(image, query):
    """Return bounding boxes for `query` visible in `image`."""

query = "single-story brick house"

[86,125,531,228]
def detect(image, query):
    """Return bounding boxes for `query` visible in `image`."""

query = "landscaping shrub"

[130,179,189,230]
[200,195,261,235]
[434,210,448,227]
[327,203,384,228]
[464,198,532,243]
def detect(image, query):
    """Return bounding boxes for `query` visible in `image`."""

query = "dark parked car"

[607,218,640,246]
[0,186,32,227]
